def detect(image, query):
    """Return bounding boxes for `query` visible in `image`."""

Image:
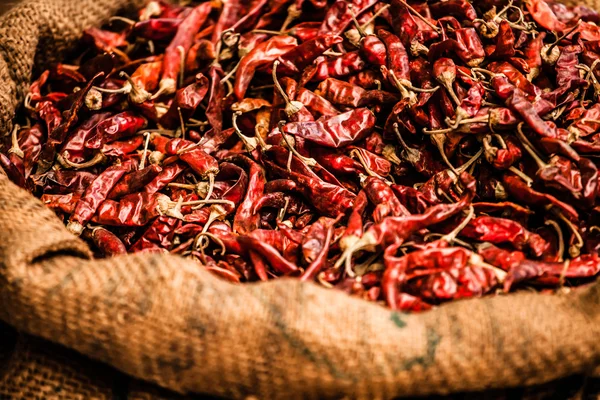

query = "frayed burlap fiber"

[0,0,600,399]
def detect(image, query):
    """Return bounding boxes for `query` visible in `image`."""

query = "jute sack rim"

[0,0,599,399]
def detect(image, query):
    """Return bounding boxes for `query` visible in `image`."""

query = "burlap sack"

[0,0,600,399]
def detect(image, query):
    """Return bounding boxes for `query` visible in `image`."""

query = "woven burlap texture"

[0,0,600,399]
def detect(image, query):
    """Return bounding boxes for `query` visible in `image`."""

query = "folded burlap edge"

[0,1,599,399]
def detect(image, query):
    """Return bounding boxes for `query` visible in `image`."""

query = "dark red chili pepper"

[430,0,477,21]
[276,33,343,74]
[296,88,339,118]
[84,112,147,149]
[282,108,375,148]
[234,35,298,101]
[363,176,410,222]
[308,51,367,83]
[94,192,170,227]
[107,165,162,199]
[41,193,82,215]
[0,153,26,188]
[156,3,212,97]
[264,157,355,217]
[461,216,549,257]
[88,227,127,257]
[133,18,182,41]
[67,160,136,235]
[159,73,209,129]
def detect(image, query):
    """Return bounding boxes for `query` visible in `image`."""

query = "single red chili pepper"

[34,170,97,195]
[308,51,367,83]
[103,136,145,159]
[349,146,392,177]
[430,0,477,21]
[41,193,82,215]
[282,108,375,148]
[276,33,343,75]
[83,27,129,56]
[300,217,337,281]
[0,153,27,188]
[489,20,515,59]
[93,192,170,227]
[166,138,219,183]
[263,157,355,217]
[233,35,298,101]
[229,155,265,235]
[84,112,147,149]
[503,253,600,291]
[133,18,182,41]
[159,73,209,128]
[107,165,162,200]
[363,176,410,222]
[156,2,212,97]
[130,216,180,252]
[296,88,339,118]
[67,160,136,235]
[88,227,127,257]
[461,216,549,257]
[11,124,44,179]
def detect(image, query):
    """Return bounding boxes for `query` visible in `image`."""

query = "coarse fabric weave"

[0,0,599,399]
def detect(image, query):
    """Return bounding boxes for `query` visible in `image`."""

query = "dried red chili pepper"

[67,160,136,235]
[234,35,298,100]
[282,108,375,148]
[155,3,212,97]
[88,227,128,257]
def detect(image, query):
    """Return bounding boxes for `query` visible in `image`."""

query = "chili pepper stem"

[151,78,177,100]
[85,89,103,110]
[251,29,288,35]
[58,152,107,169]
[280,131,317,168]
[194,232,226,256]
[220,61,241,84]
[554,210,584,258]
[272,61,304,117]
[361,4,391,30]
[351,148,388,181]
[139,132,151,170]
[66,221,84,236]
[348,5,367,38]
[109,16,136,25]
[545,219,565,262]
[441,206,475,245]
[177,107,186,139]
[508,166,534,186]
[387,69,417,106]
[281,3,302,33]
[232,111,259,152]
[431,133,458,174]
[7,124,23,159]
[393,123,421,165]
[516,122,548,169]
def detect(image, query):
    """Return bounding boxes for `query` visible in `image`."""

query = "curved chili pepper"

[107,165,162,199]
[67,160,136,235]
[234,35,298,101]
[159,73,209,128]
[461,216,549,257]
[133,18,182,41]
[84,111,147,149]
[157,2,212,97]
[282,108,375,148]
[88,227,127,257]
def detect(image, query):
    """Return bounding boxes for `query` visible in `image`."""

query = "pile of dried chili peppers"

[4,0,600,312]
